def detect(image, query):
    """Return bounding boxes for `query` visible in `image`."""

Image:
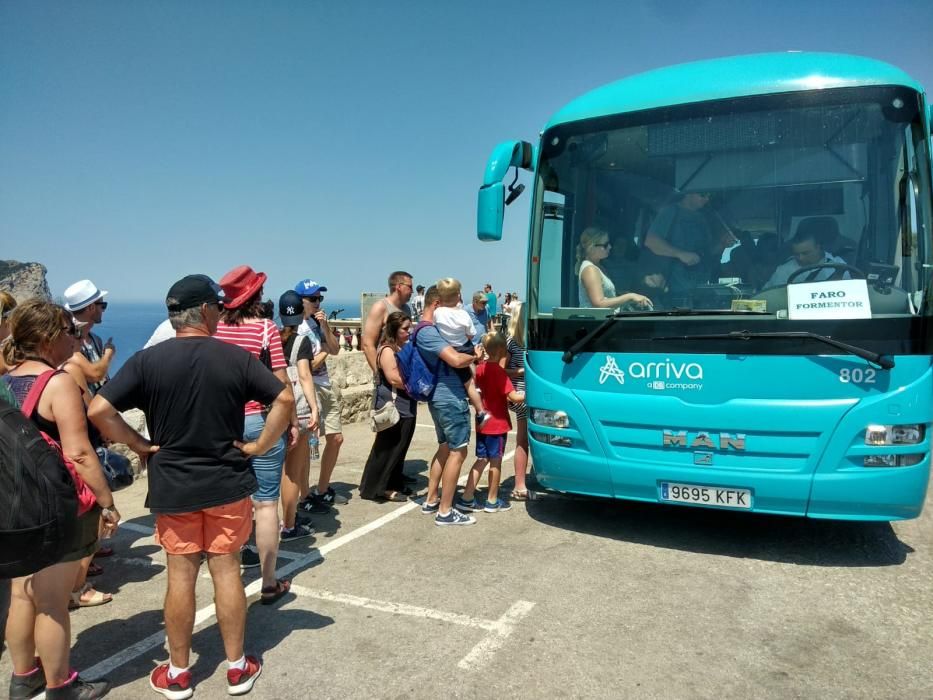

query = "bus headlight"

[864,424,924,445]
[530,408,570,429]
[530,431,573,447]
[864,454,925,467]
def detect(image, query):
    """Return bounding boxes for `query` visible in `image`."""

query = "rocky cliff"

[0,260,52,302]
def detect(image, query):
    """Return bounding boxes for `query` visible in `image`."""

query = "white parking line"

[80,450,520,681]
[458,600,537,670]
[81,499,420,681]
[287,585,535,672]
[288,584,498,630]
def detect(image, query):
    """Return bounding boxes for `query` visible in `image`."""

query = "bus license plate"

[660,482,751,509]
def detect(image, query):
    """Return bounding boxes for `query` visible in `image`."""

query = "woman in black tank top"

[2,300,118,696]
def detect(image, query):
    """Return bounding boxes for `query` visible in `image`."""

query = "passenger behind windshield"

[576,227,652,309]
[763,219,851,288]
[643,191,714,307]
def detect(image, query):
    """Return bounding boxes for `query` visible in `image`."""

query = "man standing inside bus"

[643,191,714,307]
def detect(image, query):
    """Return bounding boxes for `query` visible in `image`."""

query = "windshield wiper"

[562,311,624,363]
[653,330,895,370]
[561,309,769,363]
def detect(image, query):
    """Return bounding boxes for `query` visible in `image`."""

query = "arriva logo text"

[597,356,704,391]
[629,359,703,380]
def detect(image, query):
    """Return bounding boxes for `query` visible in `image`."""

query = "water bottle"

[308,432,320,460]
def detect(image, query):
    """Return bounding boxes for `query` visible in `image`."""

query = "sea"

[97,299,363,375]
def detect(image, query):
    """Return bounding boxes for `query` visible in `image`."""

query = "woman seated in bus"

[577,227,653,309]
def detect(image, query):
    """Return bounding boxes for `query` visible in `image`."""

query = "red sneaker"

[226,656,262,696]
[149,663,193,700]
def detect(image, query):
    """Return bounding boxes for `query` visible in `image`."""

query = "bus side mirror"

[477,183,505,241]
[477,140,534,242]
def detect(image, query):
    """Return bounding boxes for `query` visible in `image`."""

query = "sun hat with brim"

[293,279,328,297]
[278,290,305,327]
[166,274,227,312]
[220,265,268,309]
[63,279,108,312]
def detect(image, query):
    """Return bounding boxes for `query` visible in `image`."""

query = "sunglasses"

[592,242,611,248]
[307,295,324,303]
[95,301,108,310]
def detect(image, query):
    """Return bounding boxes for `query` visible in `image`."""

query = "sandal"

[511,489,530,501]
[94,546,114,559]
[260,578,291,605]
[69,583,113,609]
[383,491,407,502]
[86,562,104,577]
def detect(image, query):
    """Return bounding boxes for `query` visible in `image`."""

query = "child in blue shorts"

[456,332,525,513]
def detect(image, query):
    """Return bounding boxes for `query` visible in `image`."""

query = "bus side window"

[538,193,566,312]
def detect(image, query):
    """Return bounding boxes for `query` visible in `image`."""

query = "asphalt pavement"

[3,414,931,699]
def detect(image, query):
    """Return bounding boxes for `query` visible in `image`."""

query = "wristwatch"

[101,505,116,520]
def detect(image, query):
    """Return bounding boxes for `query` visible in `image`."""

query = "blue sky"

[2,0,932,303]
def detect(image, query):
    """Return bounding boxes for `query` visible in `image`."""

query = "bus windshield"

[530,86,933,327]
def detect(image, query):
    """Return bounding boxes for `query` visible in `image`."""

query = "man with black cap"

[89,274,293,698]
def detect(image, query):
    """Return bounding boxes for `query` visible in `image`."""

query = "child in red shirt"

[456,332,525,512]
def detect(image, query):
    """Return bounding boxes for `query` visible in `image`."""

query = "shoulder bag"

[370,346,400,432]
[286,335,313,428]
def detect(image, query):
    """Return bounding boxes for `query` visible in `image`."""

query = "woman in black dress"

[359,312,418,501]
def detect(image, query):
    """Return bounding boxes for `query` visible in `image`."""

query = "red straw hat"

[219,265,268,309]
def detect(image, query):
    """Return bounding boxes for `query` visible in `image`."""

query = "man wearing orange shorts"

[89,274,294,698]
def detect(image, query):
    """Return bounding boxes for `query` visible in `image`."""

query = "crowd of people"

[0,269,528,698]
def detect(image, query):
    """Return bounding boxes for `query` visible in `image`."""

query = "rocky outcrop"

[326,351,375,425]
[0,260,52,302]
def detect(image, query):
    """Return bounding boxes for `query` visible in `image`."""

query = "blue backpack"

[396,322,442,402]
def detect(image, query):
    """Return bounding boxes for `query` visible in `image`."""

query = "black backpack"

[0,399,79,578]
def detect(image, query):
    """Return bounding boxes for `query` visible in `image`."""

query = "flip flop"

[260,578,291,606]
[87,562,104,577]
[511,489,530,501]
[69,583,113,610]
[383,491,408,502]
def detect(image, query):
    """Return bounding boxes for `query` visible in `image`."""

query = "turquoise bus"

[478,53,933,520]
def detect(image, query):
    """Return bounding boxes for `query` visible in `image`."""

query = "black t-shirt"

[98,336,285,514]
[282,334,314,365]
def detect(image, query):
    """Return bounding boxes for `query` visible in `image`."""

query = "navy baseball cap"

[278,290,305,326]
[294,279,328,297]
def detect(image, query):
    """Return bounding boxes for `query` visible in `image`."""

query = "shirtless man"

[361,270,414,372]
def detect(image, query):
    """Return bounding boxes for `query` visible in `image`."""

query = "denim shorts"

[476,433,508,459]
[243,412,286,502]
[428,399,471,450]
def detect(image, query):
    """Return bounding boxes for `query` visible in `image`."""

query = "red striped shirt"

[214,319,286,415]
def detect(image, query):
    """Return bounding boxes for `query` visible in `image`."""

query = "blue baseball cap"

[294,279,328,297]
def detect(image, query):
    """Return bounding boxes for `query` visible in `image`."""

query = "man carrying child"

[416,284,481,526]
[431,278,489,427]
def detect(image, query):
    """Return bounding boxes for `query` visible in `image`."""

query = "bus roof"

[546,52,924,129]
